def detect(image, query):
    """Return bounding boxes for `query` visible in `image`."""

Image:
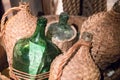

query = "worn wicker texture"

[62,0,80,15]
[80,3,120,70]
[62,0,107,16]
[49,39,100,80]
[0,3,37,79]
[82,0,107,16]
[46,23,77,53]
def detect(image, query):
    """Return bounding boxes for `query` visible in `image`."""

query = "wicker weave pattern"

[62,0,107,16]
[82,0,107,16]
[0,4,37,79]
[1,5,37,66]
[92,0,107,13]
[62,0,80,15]
[49,40,100,80]
[80,10,120,70]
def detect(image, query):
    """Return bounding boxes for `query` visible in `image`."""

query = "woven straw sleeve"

[62,0,107,16]
[45,15,86,52]
[80,10,120,70]
[49,38,100,80]
[0,3,37,78]
[82,0,107,16]
[62,0,80,15]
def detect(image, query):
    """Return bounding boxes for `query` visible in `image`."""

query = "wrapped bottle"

[46,12,77,52]
[80,0,120,70]
[49,32,100,80]
[12,17,61,80]
[46,12,74,40]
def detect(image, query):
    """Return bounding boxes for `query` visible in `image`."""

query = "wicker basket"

[49,32,101,80]
[0,3,86,79]
[0,72,10,80]
[82,0,107,16]
[0,3,37,79]
[80,1,120,70]
[50,0,107,16]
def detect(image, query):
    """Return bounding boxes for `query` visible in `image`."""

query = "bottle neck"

[30,23,46,41]
[58,16,68,25]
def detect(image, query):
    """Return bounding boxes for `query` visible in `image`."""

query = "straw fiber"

[49,33,101,80]
[82,0,107,16]
[62,0,107,16]
[62,0,80,15]
[80,4,120,70]
[0,3,37,79]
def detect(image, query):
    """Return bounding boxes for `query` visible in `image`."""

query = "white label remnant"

[107,70,115,77]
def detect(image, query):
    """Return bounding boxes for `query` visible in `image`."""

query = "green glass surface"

[46,12,74,40]
[12,17,61,80]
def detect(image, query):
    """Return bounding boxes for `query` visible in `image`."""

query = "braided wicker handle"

[0,4,29,37]
[56,40,91,80]
[49,32,101,80]
[0,7,23,51]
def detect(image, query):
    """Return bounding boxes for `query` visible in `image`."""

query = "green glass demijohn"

[46,12,74,41]
[12,17,61,80]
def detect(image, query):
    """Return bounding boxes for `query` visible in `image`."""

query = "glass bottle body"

[12,17,60,79]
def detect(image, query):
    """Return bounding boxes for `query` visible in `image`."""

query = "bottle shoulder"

[46,40,61,55]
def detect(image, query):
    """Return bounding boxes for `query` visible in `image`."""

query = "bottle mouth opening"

[45,20,77,42]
